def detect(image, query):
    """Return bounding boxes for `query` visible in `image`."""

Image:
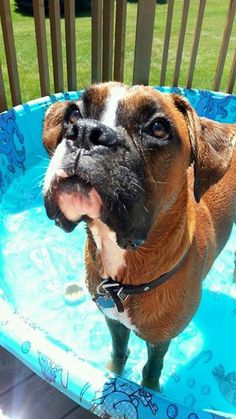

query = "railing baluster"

[33,0,50,97]
[186,0,206,89]
[91,0,103,83]
[114,0,127,82]
[102,0,114,82]
[64,0,76,91]
[0,0,21,106]
[160,0,174,87]
[173,0,190,87]
[49,0,64,93]
[213,0,236,92]
[0,0,234,107]
[227,50,236,94]
[0,62,8,112]
[133,0,156,85]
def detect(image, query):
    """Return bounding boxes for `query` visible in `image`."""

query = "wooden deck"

[0,346,98,419]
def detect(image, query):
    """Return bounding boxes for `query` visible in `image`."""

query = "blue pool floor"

[0,159,236,416]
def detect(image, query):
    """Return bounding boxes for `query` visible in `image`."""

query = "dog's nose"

[65,119,118,149]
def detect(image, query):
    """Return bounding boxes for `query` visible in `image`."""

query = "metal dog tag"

[93,294,116,316]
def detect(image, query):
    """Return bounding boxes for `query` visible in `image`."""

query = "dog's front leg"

[142,340,171,391]
[105,317,131,375]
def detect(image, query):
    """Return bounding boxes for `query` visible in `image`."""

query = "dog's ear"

[172,94,235,203]
[43,101,70,156]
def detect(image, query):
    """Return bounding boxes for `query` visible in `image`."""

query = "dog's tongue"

[57,188,102,221]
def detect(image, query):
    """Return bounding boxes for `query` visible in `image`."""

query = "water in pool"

[0,158,236,415]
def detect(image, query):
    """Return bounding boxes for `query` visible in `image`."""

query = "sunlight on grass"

[0,0,235,107]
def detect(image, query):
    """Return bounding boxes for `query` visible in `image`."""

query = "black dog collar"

[93,251,188,313]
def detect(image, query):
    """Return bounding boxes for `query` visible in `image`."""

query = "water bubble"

[187,378,196,388]
[166,404,178,418]
[201,385,210,395]
[21,341,31,354]
[184,394,196,409]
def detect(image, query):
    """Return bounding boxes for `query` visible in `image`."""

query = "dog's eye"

[149,120,169,141]
[68,108,81,124]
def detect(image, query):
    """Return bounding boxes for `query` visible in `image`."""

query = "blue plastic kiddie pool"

[0,87,235,419]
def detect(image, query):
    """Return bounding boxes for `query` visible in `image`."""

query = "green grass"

[0,0,235,107]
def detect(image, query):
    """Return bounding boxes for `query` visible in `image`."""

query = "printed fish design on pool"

[194,90,234,122]
[38,351,69,389]
[187,350,213,369]
[0,110,25,173]
[89,377,158,418]
[213,364,236,407]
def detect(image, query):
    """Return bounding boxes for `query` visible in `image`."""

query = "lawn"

[0,0,235,107]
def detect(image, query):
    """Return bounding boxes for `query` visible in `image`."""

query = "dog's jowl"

[43,82,236,391]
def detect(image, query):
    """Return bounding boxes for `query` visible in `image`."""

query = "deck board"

[0,347,34,396]
[0,346,98,418]
[63,406,97,419]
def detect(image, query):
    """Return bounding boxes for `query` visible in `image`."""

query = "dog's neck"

[126,186,195,284]
[89,182,195,283]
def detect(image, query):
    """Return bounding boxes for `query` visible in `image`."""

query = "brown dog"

[43,82,236,391]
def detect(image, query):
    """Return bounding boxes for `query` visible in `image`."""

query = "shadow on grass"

[128,0,167,3]
[14,0,167,18]
[14,0,91,18]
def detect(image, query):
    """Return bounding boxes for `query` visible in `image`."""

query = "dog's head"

[43,82,235,249]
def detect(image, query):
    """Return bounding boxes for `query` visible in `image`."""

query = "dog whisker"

[130,181,145,193]
[122,203,128,214]
[37,179,45,187]
[142,204,149,213]
[155,180,169,185]
[35,166,49,171]
[110,201,113,213]
[37,154,50,162]
[47,146,55,155]
[32,171,47,184]
[31,185,44,196]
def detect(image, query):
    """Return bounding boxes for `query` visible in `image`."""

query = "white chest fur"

[90,219,126,279]
[95,295,138,331]
[90,220,137,331]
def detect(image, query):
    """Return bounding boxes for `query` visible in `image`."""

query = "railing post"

[64,0,77,91]
[133,0,156,85]
[49,0,64,93]
[102,0,114,82]
[33,0,50,97]
[173,0,190,87]
[0,0,22,106]
[114,0,127,82]
[213,0,236,92]
[91,0,103,83]
[186,0,206,89]
[160,0,174,87]
[227,50,236,94]
[0,62,8,112]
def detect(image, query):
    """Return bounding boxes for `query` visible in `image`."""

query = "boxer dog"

[43,82,236,391]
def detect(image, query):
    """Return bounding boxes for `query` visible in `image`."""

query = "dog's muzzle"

[44,119,120,231]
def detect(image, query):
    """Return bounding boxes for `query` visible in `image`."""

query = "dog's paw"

[106,349,130,375]
[141,376,161,392]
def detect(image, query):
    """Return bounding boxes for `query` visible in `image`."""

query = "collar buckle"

[117,287,129,302]
[97,279,128,302]
[97,279,120,295]
[96,279,128,313]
